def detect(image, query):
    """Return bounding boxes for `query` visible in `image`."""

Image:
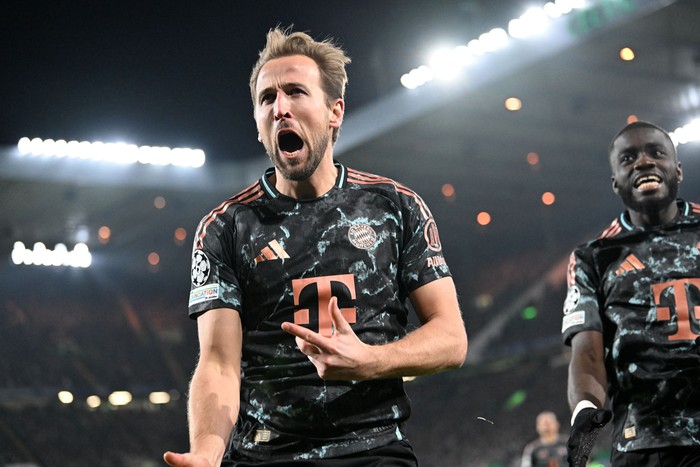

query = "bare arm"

[164,308,242,467]
[568,330,607,411]
[282,276,467,380]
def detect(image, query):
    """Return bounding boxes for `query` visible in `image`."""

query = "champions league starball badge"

[191,250,211,287]
[563,285,580,315]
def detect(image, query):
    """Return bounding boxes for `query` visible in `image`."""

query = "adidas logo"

[254,239,290,264]
[615,254,645,275]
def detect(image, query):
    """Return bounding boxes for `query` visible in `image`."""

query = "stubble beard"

[619,174,679,215]
[265,130,331,182]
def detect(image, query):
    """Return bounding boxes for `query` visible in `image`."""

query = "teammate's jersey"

[188,162,451,461]
[562,199,700,452]
[520,435,568,467]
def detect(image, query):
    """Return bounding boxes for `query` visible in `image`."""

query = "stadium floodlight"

[508,8,551,39]
[11,241,92,268]
[670,118,700,146]
[400,1,588,89]
[17,137,206,168]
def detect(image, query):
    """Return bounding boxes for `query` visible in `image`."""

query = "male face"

[609,126,682,214]
[254,54,343,182]
[536,412,559,437]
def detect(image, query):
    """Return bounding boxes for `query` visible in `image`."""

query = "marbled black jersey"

[562,200,700,452]
[188,162,451,461]
[520,436,568,467]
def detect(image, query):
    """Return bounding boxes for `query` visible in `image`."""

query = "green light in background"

[522,306,538,320]
[504,389,527,410]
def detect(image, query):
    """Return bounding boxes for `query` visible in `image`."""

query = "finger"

[163,451,182,466]
[295,336,321,356]
[328,296,353,334]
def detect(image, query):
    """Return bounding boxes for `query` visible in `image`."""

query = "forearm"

[568,332,607,411]
[368,314,467,379]
[187,364,240,465]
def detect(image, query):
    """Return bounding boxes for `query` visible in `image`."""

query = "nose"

[635,151,656,169]
[273,92,291,120]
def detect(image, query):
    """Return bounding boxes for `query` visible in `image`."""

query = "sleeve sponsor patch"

[189,284,219,306]
[562,310,585,333]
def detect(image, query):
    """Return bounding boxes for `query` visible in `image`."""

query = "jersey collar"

[619,199,690,231]
[259,161,347,199]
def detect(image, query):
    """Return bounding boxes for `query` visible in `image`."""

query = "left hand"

[281,296,375,380]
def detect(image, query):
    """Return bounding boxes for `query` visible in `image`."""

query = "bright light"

[477,211,492,226]
[399,0,588,88]
[479,28,509,52]
[58,391,74,404]
[149,391,171,404]
[441,183,456,198]
[670,118,700,145]
[17,137,205,168]
[108,391,133,406]
[401,65,434,89]
[428,47,464,81]
[505,97,523,111]
[86,395,102,409]
[11,241,91,268]
[542,192,556,205]
[619,47,635,61]
[509,8,550,38]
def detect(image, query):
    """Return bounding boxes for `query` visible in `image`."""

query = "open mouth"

[634,174,662,191]
[277,130,304,154]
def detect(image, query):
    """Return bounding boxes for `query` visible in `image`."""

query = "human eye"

[259,92,275,105]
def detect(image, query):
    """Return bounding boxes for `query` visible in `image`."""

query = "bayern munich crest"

[191,250,211,287]
[348,223,377,250]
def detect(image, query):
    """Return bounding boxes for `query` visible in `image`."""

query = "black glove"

[567,407,612,467]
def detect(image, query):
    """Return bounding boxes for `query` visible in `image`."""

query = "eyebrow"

[256,82,307,102]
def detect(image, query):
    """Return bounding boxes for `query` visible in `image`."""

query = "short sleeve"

[562,248,604,345]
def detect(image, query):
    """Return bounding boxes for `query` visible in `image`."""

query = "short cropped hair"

[249,27,351,143]
[608,121,676,158]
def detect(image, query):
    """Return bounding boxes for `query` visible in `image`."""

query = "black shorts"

[611,445,700,467]
[224,440,418,467]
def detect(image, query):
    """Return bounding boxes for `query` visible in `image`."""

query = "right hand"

[163,451,213,467]
[567,407,612,467]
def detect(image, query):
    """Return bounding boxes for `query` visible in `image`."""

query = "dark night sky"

[0,1,523,163]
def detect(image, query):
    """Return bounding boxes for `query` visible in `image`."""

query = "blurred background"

[1,0,699,465]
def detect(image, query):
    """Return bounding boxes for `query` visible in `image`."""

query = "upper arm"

[409,276,462,326]
[409,277,467,361]
[196,308,243,375]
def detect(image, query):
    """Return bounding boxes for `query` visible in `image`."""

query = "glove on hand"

[567,407,612,467]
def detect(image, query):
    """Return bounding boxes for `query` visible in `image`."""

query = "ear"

[257,133,262,143]
[329,99,344,130]
[611,176,619,195]
[677,162,683,183]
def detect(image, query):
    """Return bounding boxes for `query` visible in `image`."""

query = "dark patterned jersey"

[520,435,568,467]
[188,162,451,461]
[562,200,700,452]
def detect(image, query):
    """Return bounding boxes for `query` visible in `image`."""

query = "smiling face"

[609,125,682,223]
[254,54,343,183]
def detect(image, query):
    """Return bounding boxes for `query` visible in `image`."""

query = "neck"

[274,155,337,199]
[629,200,679,227]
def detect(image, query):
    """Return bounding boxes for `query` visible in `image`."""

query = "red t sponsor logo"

[653,278,700,341]
[292,274,357,337]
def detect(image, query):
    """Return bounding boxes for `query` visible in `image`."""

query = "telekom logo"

[653,278,700,341]
[292,274,357,337]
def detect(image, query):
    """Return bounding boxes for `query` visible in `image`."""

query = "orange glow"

[476,212,491,226]
[505,97,522,111]
[174,227,187,244]
[627,115,639,124]
[148,252,160,266]
[154,196,166,209]
[542,192,556,205]
[98,226,111,244]
[619,47,635,61]
[441,183,455,198]
[526,152,539,166]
